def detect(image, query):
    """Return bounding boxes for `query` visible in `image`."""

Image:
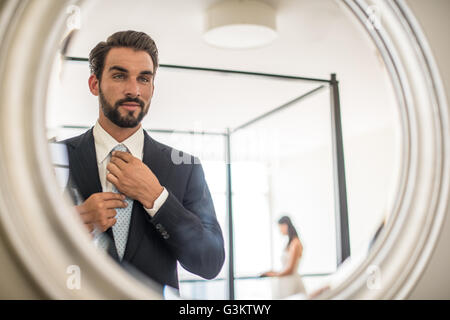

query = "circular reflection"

[0,0,448,300]
[47,0,401,299]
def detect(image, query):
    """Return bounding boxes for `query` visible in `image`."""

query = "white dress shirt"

[92,121,168,217]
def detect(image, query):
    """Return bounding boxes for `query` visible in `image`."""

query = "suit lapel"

[123,130,171,262]
[142,130,171,185]
[67,128,120,262]
[68,128,102,200]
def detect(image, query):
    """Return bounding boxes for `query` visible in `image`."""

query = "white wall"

[268,124,398,269]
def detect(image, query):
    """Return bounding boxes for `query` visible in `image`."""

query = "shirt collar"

[93,121,144,164]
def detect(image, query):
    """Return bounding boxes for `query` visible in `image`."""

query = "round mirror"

[0,0,448,300]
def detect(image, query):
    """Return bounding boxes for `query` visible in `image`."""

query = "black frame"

[62,57,351,299]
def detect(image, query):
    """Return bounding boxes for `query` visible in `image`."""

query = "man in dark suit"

[63,30,225,291]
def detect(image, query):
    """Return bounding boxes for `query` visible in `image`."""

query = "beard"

[99,87,148,128]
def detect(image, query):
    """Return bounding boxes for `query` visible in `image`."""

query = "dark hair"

[278,215,299,249]
[88,30,159,81]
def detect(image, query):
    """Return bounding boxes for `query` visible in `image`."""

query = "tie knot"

[112,144,128,153]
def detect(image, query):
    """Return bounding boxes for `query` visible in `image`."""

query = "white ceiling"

[67,0,378,78]
[47,0,399,154]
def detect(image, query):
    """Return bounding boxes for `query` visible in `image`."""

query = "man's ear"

[88,74,99,96]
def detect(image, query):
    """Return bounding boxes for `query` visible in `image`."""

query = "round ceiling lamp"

[203,0,278,49]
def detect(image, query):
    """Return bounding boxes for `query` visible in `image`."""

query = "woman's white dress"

[271,250,307,299]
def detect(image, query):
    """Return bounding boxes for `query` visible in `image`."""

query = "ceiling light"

[203,0,278,49]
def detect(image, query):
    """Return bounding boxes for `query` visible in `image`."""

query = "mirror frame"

[0,0,448,299]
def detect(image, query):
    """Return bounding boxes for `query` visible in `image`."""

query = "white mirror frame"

[0,0,448,299]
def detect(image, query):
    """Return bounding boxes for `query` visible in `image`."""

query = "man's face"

[90,47,155,128]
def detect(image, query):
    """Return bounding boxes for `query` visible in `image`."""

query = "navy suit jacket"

[63,128,225,290]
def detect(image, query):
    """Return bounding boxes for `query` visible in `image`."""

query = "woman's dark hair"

[88,30,159,81]
[278,215,299,249]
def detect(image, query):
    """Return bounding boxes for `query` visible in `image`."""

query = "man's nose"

[123,78,141,97]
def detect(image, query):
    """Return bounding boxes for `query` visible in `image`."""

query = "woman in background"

[261,216,307,299]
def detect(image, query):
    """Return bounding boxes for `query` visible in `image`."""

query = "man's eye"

[139,77,150,83]
[113,74,125,79]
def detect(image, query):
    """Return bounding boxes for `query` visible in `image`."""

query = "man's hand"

[75,192,128,233]
[106,151,164,209]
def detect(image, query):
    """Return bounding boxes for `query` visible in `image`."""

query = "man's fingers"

[106,162,122,178]
[104,209,117,219]
[101,192,126,201]
[104,199,128,209]
[106,218,117,229]
[79,212,93,224]
[112,150,133,162]
[83,222,94,233]
[74,204,86,215]
[110,156,127,170]
[106,173,120,188]
[93,192,126,201]
[93,210,117,231]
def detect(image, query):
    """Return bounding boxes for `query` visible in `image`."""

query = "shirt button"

[163,234,170,240]
[155,224,162,230]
